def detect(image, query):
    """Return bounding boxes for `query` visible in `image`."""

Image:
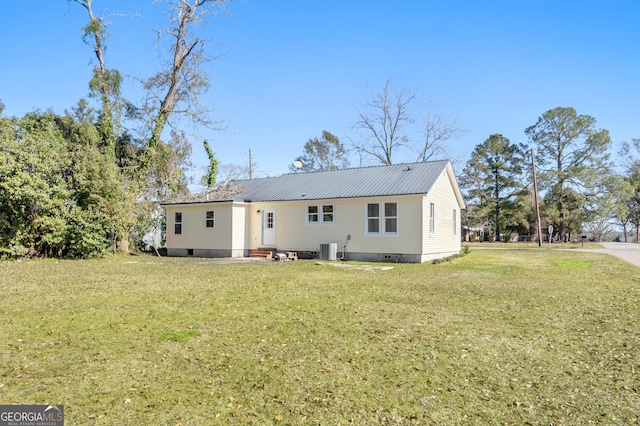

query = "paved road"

[589,242,640,268]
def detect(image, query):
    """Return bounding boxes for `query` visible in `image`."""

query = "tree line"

[289,83,639,244]
[1,2,638,258]
[460,107,634,244]
[0,0,229,258]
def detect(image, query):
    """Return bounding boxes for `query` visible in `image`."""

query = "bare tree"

[217,163,252,181]
[353,79,463,165]
[143,0,230,164]
[415,105,464,163]
[189,179,245,202]
[353,79,415,165]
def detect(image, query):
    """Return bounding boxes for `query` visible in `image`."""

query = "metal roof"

[172,160,462,204]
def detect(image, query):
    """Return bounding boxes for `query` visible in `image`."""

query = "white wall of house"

[230,204,248,256]
[164,202,235,257]
[421,167,463,261]
[247,195,424,260]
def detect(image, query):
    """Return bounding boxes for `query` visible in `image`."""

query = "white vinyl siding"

[231,205,247,255]
[250,197,420,254]
[165,203,235,251]
[421,167,463,260]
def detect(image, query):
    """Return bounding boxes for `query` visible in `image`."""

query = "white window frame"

[366,201,398,236]
[383,202,398,236]
[322,204,334,224]
[306,204,334,225]
[174,211,183,235]
[452,209,457,238]
[307,205,319,224]
[430,203,435,237]
[205,210,215,228]
[366,203,380,235]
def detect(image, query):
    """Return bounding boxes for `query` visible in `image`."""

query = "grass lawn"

[0,249,638,424]
[465,241,605,250]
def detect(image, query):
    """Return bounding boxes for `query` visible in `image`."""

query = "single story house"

[161,160,466,263]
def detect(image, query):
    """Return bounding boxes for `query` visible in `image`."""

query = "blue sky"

[1,1,639,187]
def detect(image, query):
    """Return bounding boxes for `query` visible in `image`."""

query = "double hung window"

[205,211,215,228]
[174,212,183,235]
[366,202,398,235]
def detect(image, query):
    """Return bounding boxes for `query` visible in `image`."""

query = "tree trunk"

[495,201,501,242]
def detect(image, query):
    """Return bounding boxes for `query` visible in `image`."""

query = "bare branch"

[414,105,465,163]
[353,78,415,165]
[145,0,231,156]
[188,179,245,202]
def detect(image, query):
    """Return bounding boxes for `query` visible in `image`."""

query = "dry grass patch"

[0,251,638,424]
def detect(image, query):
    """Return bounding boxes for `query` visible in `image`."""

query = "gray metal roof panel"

[225,160,451,202]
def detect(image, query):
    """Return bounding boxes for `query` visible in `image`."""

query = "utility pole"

[248,148,253,180]
[531,148,543,246]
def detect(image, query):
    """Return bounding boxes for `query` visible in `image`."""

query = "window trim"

[366,201,398,236]
[322,204,334,224]
[306,204,334,225]
[383,202,398,236]
[452,209,457,238]
[306,205,319,224]
[174,211,183,235]
[429,203,435,237]
[205,210,215,228]
[366,203,380,235]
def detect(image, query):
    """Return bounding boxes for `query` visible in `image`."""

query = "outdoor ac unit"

[319,243,338,261]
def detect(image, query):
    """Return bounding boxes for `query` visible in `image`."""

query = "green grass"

[0,250,638,424]
[466,241,604,250]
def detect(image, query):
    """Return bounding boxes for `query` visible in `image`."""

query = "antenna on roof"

[292,160,304,169]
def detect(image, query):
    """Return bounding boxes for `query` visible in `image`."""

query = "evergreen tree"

[290,131,349,173]
[460,134,528,241]
[526,107,613,241]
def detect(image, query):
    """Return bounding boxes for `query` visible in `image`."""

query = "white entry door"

[261,209,276,246]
